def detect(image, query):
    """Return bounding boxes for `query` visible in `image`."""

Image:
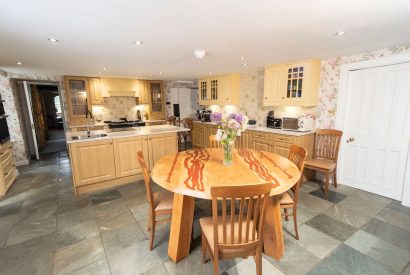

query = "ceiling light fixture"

[48,38,58,42]
[17,61,22,65]
[335,31,345,36]
[159,71,163,75]
[194,50,206,59]
[98,71,102,74]
[243,63,248,66]
[134,41,143,45]
[208,71,212,74]
[240,56,245,60]
[102,67,106,71]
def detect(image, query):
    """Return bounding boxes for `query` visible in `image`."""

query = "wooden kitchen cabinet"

[70,139,116,187]
[198,74,240,105]
[65,76,92,122]
[113,136,149,178]
[147,133,178,170]
[192,122,205,148]
[148,81,165,120]
[0,141,16,197]
[264,59,321,106]
[88,77,104,105]
[137,80,149,104]
[101,78,138,97]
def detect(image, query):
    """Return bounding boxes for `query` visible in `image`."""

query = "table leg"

[168,193,195,262]
[263,195,284,260]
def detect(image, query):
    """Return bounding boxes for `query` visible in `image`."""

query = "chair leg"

[256,245,262,275]
[149,218,156,251]
[333,169,338,188]
[213,257,219,275]
[201,231,207,264]
[147,214,151,231]
[284,208,289,221]
[325,172,330,198]
[293,207,299,240]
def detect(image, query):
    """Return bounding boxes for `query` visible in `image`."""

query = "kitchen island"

[66,125,189,195]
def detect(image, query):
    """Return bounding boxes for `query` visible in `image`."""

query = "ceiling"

[1,0,410,80]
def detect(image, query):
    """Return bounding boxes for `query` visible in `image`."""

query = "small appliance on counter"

[266,111,282,129]
[282,116,315,132]
[197,108,212,122]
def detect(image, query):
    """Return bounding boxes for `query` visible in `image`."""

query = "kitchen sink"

[71,133,108,140]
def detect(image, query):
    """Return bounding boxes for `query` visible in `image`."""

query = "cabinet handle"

[282,97,284,99]
[264,97,267,100]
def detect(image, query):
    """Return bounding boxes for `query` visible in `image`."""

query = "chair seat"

[153,191,174,212]
[305,159,336,171]
[279,191,294,205]
[199,216,256,254]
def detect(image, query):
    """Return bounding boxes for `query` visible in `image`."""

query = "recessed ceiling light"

[194,50,206,59]
[159,71,163,75]
[335,31,345,36]
[17,61,22,65]
[208,71,212,74]
[48,38,58,42]
[102,67,106,71]
[240,56,245,60]
[134,41,143,45]
[98,71,102,74]
[243,63,248,66]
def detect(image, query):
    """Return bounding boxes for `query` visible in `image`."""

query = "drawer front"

[274,141,292,148]
[4,166,16,189]
[252,131,270,139]
[0,148,12,165]
[0,142,12,155]
[272,134,295,144]
[2,156,13,174]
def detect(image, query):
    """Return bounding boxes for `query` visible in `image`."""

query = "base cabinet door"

[192,124,205,148]
[70,140,116,186]
[273,143,290,158]
[113,136,148,178]
[147,134,178,170]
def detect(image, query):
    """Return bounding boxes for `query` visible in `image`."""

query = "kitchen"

[1,1,410,274]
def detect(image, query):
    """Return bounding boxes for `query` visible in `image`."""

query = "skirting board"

[15,159,30,167]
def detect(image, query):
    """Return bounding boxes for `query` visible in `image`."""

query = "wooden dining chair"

[200,183,272,275]
[280,144,307,240]
[167,116,177,126]
[181,118,194,150]
[304,129,343,197]
[136,151,173,250]
[208,135,220,148]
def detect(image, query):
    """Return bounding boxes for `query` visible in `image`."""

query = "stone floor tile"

[386,200,410,216]
[18,202,57,223]
[140,264,170,275]
[97,210,137,233]
[337,193,389,217]
[362,218,410,252]
[375,207,410,231]
[0,201,22,217]
[0,233,56,275]
[101,221,146,256]
[56,220,100,250]
[263,238,320,275]
[57,206,95,230]
[305,213,356,241]
[345,230,410,273]
[328,183,358,196]
[299,181,320,193]
[308,244,395,275]
[53,237,106,274]
[324,204,372,228]
[117,182,147,198]
[130,203,149,223]
[403,263,410,275]
[298,193,334,213]
[91,189,122,205]
[0,213,19,248]
[108,240,163,275]
[58,193,92,214]
[309,189,347,204]
[295,224,341,259]
[224,256,284,275]
[93,197,129,219]
[5,215,56,247]
[67,258,111,275]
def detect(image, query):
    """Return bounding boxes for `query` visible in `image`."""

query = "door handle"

[346,137,355,143]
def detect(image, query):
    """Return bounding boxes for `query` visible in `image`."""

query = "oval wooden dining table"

[151,148,301,263]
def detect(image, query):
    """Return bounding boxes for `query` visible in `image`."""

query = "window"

[54,96,62,113]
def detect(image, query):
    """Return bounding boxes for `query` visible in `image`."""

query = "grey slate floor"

[0,151,409,275]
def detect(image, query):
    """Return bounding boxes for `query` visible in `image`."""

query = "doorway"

[17,80,67,160]
[336,57,410,201]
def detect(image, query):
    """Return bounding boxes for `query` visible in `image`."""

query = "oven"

[0,98,10,144]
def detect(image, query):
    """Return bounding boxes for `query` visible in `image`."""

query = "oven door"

[0,116,10,144]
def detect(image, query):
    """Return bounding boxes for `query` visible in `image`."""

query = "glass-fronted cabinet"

[148,81,165,119]
[210,79,218,101]
[65,76,91,119]
[199,80,208,103]
[286,66,304,99]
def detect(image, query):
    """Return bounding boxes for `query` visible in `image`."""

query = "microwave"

[283,117,315,132]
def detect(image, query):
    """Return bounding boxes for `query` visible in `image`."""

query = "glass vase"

[223,141,234,166]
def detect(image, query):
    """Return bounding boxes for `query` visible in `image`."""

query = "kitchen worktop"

[193,121,314,136]
[68,119,166,129]
[66,125,189,144]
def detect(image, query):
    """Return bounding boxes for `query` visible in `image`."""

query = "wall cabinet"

[263,59,321,106]
[65,76,92,123]
[113,136,148,178]
[101,78,139,97]
[148,81,165,120]
[137,80,149,104]
[198,74,240,105]
[88,77,104,105]
[70,139,116,187]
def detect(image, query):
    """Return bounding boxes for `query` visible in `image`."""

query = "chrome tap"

[86,109,93,137]
[239,107,248,116]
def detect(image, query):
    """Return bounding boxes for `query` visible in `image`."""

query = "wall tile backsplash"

[92,97,147,121]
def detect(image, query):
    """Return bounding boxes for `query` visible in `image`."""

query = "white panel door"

[340,62,410,200]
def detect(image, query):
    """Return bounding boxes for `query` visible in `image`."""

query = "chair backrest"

[313,129,343,162]
[167,116,176,126]
[182,118,193,130]
[208,135,220,148]
[288,144,308,205]
[210,183,272,253]
[136,151,155,213]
